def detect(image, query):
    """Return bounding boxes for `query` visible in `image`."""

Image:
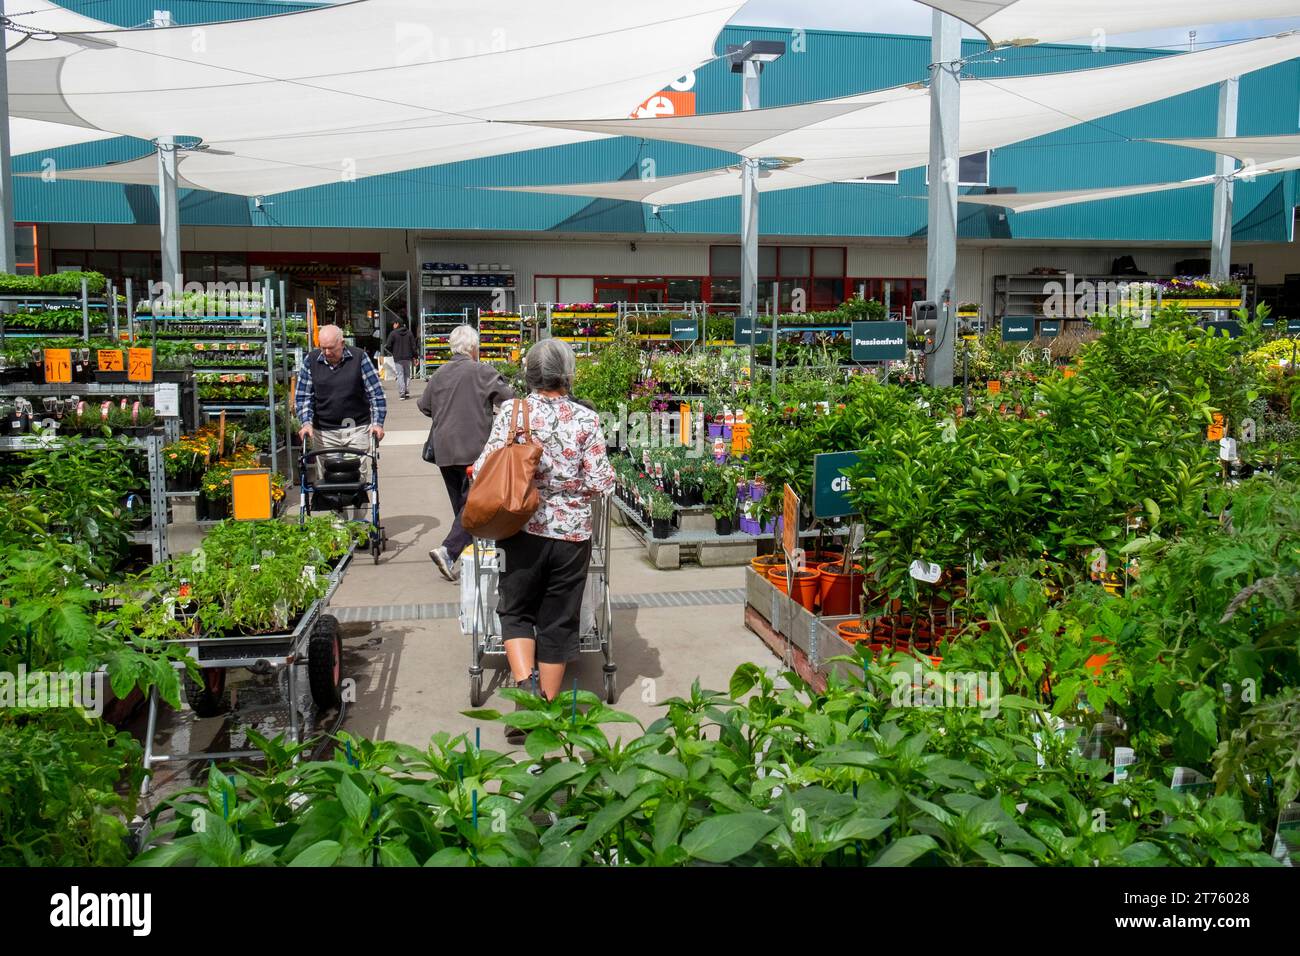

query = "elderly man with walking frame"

[295,324,387,514]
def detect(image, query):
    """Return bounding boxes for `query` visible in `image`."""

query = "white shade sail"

[14,153,194,187]
[2,0,745,194]
[917,0,1300,47]
[499,33,1300,206]
[1149,134,1300,169]
[955,176,1219,213]
[10,117,116,155]
[6,1,121,155]
[4,0,115,50]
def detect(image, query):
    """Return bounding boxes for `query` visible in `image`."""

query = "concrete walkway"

[333,375,768,749]
[137,374,775,797]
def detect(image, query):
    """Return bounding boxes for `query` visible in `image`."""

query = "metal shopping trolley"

[463,496,615,705]
[300,433,388,563]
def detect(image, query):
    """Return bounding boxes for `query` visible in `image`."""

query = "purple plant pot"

[707,423,724,439]
[749,481,766,501]
[761,519,776,535]
[739,517,759,535]
[722,426,733,440]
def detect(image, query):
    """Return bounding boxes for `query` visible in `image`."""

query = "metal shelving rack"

[0,279,121,344]
[0,431,169,562]
[418,308,469,377]
[476,308,523,363]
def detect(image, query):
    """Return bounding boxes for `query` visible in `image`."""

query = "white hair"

[449,324,479,356]
[317,323,343,344]
[525,338,576,393]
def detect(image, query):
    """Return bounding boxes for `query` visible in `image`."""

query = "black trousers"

[439,465,472,558]
[497,532,591,664]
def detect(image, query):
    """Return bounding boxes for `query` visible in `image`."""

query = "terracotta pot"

[766,565,790,593]
[789,569,820,611]
[836,620,872,644]
[818,565,865,616]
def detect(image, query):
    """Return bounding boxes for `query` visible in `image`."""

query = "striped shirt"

[294,347,387,428]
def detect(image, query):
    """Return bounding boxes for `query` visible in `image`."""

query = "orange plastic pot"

[802,550,842,572]
[766,565,790,593]
[818,565,865,616]
[751,554,783,576]
[789,569,820,611]
[836,620,872,644]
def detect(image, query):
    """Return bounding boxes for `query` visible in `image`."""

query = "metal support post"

[924,11,961,388]
[1210,77,1239,281]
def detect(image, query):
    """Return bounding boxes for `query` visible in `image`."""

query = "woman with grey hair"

[418,324,514,581]
[472,338,615,735]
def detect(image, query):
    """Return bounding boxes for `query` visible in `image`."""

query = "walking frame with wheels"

[464,497,616,705]
[299,432,388,563]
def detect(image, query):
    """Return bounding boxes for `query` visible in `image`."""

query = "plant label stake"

[909,560,942,584]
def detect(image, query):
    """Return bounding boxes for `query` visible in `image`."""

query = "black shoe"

[505,671,542,744]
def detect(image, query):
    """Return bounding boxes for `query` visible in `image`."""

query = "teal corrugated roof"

[52,0,322,27]
[14,17,1300,241]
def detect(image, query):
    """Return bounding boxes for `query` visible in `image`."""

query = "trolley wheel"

[469,671,484,707]
[308,614,343,710]
[184,667,229,717]
[603,670,617,705]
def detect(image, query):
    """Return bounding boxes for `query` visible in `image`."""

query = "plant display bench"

[139,545,355,796]
[742,567,862,693]
[610,496,758,569]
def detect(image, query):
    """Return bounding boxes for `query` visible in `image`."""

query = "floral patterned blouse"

[472,393,615,542]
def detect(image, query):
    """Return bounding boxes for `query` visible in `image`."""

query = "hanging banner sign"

[1037,319,1062,339]
[670,319,698,341]
[1000,316,1035,342]
[812,451,863,519]
[733,317,771,345]
[850,321,907,362]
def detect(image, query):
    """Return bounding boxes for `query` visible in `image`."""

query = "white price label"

[1088,548,1108,578]
[909,559,942,583]
[154,382,181,417]
[1219,437,1238,461]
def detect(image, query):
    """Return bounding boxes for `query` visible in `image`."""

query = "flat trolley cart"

[464,497,615,705]
[300,435,388,563]
[138,544,355,796]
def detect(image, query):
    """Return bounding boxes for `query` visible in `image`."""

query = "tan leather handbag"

[461,399,542,540]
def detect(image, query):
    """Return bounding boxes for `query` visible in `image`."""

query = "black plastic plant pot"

[652,518,672,539]
[715,516,733,536]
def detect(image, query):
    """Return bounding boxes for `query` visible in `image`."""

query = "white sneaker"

[429,546,457,582]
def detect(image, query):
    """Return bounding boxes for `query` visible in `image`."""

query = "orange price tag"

[127,347,154,383]
[97,349,124,372]
[987,380,1002,395]
[43,348,73,384]
[730,422,752,456]
[782,484,800,559]
[1208,413,1225,442]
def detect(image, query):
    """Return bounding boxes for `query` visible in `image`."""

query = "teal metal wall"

[12,12,1300,242]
